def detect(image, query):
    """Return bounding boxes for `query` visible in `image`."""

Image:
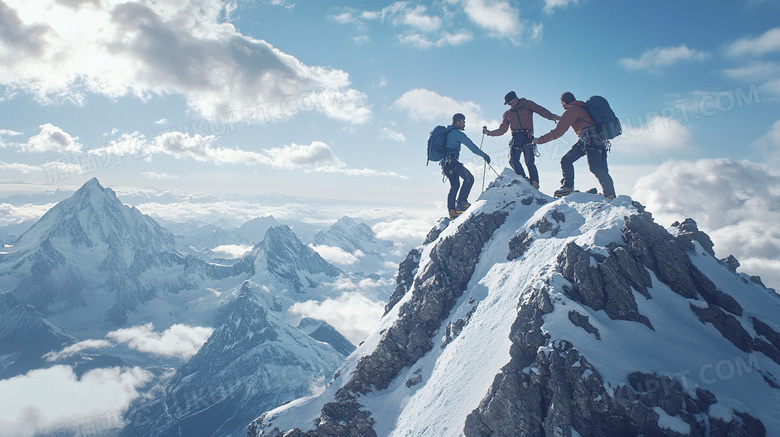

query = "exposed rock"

[384,248,421,315]
[721,254,740,273]
[568,310,600,340]
[557,241,653,330]
[672,218,715,256]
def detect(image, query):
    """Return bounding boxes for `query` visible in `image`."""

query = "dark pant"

[561,139,615,197]
[509,132,538,182]
[442,158,474,210]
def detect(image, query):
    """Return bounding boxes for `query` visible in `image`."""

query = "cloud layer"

[0,365,152,437]
[633,158,780,289]
[290,291,385,344]
[0,0,370,122]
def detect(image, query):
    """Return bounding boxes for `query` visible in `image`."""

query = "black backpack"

[585,96,622,140]
[426,125,454,165]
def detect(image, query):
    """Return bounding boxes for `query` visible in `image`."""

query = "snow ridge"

[249,170,780,437]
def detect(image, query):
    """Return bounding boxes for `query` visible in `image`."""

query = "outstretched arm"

[484,112,510,136]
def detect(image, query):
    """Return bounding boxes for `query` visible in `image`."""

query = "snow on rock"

[248,169,780,437]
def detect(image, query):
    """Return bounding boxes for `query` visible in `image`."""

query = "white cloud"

[44,339,113,362]
[142,171,178,180]
[393,4,441,32]
[393,88,483,124]
[619,45,710,73]
[0,365,152,437]
[632,158,780,289]
[379,127,406,142]
[309,244,361,266]
[211,244,253,259]
[462,0,521,39]
[543,0,580,14]
[333,1,532,47]
[372,215,440,246]
[86,130,404,177]
[290,292,384,344]
[106,323,213,359]
[21,124,81,153]
[0,202,56,226]
[722,61,780,80]
[0,0,370,122]
[726,26,780,57]
[615,116,694,155]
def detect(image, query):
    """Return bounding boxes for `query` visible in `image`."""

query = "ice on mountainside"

[249,169,780,437]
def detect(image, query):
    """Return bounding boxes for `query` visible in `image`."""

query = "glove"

[482,126,489,134]
[484,154,491,164]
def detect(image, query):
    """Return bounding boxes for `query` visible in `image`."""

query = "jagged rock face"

[336,211,508,399]
[248,172,780,437]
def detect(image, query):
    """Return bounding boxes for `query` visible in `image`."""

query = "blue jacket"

[445,126,488,161]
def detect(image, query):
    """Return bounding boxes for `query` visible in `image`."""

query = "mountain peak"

[250,170,780,437]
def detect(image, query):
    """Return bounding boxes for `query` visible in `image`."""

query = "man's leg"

[586,148,615,198]
[456,163,474,206]
[561,141,585,189]
[523,145,539,186]
[509,146,526,177]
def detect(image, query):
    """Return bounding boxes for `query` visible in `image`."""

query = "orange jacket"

[486,98,558,137]
[535,100,594,144]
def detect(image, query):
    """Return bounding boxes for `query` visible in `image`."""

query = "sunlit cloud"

[615,116,694,155]
[309,244,361,266]
[619,45,710,73]
[290,292,384,344]
[20,124,81,153]
[0,365,152,437]
[106,323,213,360]
[211,244,253,259]
[0,0,370,123]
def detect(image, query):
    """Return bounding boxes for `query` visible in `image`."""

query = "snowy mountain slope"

[238,216,283,244]
[0,291,75,379]
[311,216,393,256]
[0,178,183,327]
[119,282,349,437]
[251,225,341,293]
[309,216,400,277]
[249,170,780,437]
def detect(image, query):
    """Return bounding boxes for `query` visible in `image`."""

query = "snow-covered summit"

[0,178,182,325]
[249,169,780,437]
[311,216,393,255]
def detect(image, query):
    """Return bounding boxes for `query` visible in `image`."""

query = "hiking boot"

[604,194,615,200]
[531,180,539,189]
[553,186,573,197]
[456,201,471,212]
[449,209,460,220]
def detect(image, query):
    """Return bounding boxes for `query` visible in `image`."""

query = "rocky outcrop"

[464,210,769,436]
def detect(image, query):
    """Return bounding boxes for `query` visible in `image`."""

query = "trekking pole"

[479,129,486,192]
[486,161,500,177]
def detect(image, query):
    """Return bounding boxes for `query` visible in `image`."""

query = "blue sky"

[1,0,780,285]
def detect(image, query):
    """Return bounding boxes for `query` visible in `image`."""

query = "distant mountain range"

[0,178,399,437]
